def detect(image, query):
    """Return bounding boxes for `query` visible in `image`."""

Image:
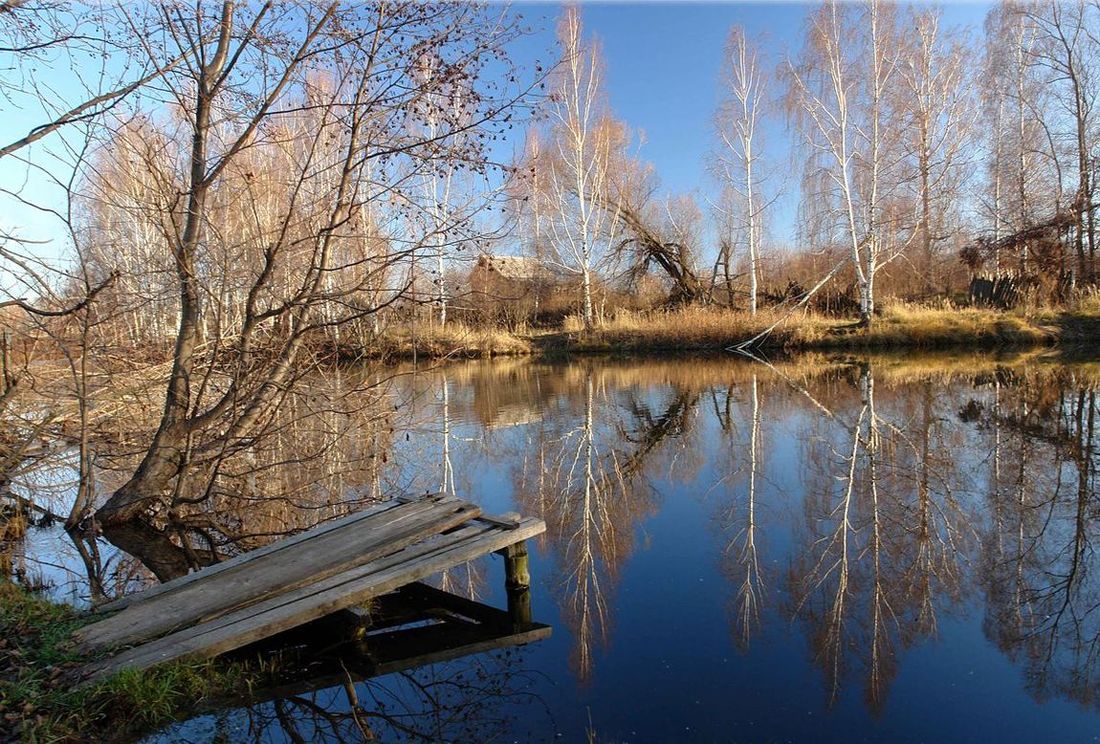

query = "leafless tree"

[536,6,622,329]
[898,8,974,295]
[786,0,908,327]
[89,2,531,527]
[1027,0,1100,282]
[716,27,769,315]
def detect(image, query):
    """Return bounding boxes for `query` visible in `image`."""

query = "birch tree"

[787,0,905,327]
[542,6,621,330]
[1027,0,1100,282]
[899,9,973,295]
[716,26,768,315]
[981,1,1056,274]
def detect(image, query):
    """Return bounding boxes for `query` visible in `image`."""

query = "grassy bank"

[553,304,1065,354]
[337,322,534,362]
[344,304,1100,361]
[0,580,247,742]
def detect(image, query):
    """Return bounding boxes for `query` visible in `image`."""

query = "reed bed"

[558,304,1064,353]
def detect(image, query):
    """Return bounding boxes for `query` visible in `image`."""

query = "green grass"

[0,580,253,743]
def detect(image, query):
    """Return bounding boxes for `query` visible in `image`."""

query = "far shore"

[332,304,1100,362]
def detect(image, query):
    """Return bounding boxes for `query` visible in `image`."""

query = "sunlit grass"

[0,580,252,742]
[335,301,1098,359]
[554,302,1076,352]
[355,321,533,360]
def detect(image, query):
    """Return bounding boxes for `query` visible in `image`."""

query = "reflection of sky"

[10,448,143,607]
[159,361,1100,741]
[15,357,1100,742]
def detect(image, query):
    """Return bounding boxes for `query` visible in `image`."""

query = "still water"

[12,352,1100,742]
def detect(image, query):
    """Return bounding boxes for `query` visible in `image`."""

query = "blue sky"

[2,1,997,270]
[511,1,995,246]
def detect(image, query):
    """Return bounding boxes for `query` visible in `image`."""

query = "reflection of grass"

[0,580,249,742]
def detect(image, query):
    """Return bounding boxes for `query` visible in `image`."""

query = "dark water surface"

[13,352,1100,742]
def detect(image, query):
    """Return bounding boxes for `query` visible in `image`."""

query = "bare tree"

[1027,0,1100,282]
[786,0,907,327]
[716,26,768,315]
[91,2,531,527]
[539,6,622,329]
[898,8,974,295]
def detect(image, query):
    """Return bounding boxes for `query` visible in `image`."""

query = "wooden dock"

[75,494,545,681]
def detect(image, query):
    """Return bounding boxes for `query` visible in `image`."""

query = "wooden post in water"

[500,541,531,630]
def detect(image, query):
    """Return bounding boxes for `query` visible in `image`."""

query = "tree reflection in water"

[788,362,974,710]
[713,373,766,651]
[977,369,1100,706]
[516,365,652,680]
[150,647,548,743]
[7,354,1100,732]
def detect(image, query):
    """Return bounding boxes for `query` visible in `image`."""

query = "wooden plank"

[472,511,521,528]
[93,496,445,614]
[82,526,494,678]
[79,497,460,649]
[83,518,545,680]
[88,520,542,677]
[76,497,476,651]
[79,497,470,649]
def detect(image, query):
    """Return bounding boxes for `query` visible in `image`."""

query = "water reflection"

[7,352,1100,739]
[714,373,765,652]
[787,364,975,711]
[148,585,551,743]
[977,371,1100,707]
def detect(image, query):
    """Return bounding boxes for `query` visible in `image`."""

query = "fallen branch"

[727,258,848,352]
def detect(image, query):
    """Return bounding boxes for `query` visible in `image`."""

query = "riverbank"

[0,580,245,742]
[338,304,1100,362]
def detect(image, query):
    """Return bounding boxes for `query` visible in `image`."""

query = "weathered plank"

[84,516,545,680]
[93,496,445,615]
[76,497,478,652]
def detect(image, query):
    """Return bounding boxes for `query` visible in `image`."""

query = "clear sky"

[511,1,996,247]
[2,1,998,272]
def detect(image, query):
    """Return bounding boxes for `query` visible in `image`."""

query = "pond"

[9,351,1100,742]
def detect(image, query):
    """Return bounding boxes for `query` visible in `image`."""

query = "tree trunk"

[96,7,233,526]
[581,264,594,330]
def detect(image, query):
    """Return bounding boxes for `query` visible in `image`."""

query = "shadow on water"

[6,350,1100,740]
[144,583,553,743]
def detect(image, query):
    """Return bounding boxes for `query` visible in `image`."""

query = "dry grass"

[555,303,1067,353]
[351,322,533,361]
[335,302,1097,360]
[559,307,829,351]
[849,303,1053,349]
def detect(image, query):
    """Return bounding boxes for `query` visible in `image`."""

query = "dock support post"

[500,541,531,630]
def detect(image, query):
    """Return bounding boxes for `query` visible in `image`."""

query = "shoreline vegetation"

[340,303,1100,362]
[0,580,249,743]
